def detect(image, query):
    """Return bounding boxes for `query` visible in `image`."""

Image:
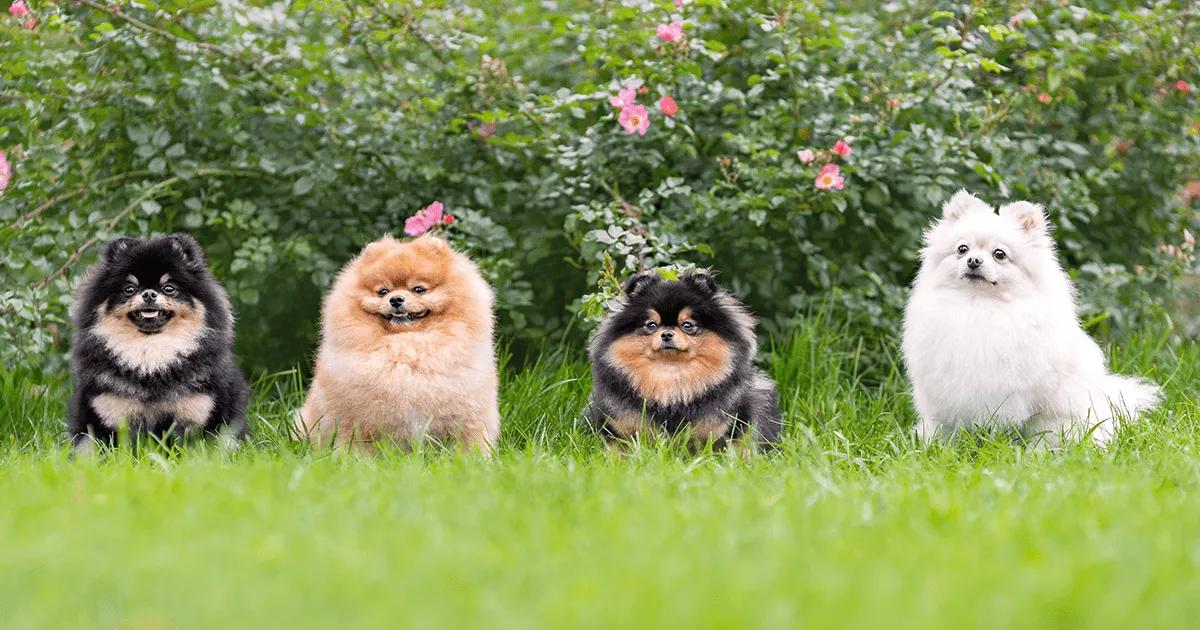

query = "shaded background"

[1,0,1197,375]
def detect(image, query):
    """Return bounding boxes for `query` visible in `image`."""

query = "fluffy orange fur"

[296,235,499,454]
[606,321,734,407]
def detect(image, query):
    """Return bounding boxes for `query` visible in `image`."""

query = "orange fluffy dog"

[296,235,499,453]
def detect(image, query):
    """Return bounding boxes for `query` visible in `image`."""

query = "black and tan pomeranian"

[67,234,249,450]
[585,271,783,451]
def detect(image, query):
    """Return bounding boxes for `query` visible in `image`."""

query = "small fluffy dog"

[296,235,499,453]
[68,235,250,449]
[585,271,783,451]
[902,190,1160,446]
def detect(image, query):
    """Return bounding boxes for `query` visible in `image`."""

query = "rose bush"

[1,0,1197,373]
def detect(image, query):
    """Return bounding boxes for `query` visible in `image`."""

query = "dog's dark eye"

[377,287,390,296]
[993,249,1007,260]
[412,286,427,294]
[644,321,658,332]
[680,321,698,334]
[122,284,137,296]
[161,283,177,295]
[956,244,969,255]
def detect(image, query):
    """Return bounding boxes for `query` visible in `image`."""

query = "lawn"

[2,320,1199,629]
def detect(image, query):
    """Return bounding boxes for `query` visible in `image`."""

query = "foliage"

[1,0,1198,372]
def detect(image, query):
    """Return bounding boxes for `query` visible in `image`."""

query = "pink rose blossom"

[1037,92,1051,104]
[0,150,10,192]
[657,95,678,118]
[832,139,851,157]
[619,104,650,136]
[609,88,637,109]
[796,149,815,163]
[8,0,28,17]
[814,164,845,191]
[1008,9,1037,28]
[656,22,684,43]
[1177,80,1191,93]
[404,200,446,237]
[1185,180,1200,200]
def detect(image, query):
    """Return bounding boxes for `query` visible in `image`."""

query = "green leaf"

[293,176,315,195]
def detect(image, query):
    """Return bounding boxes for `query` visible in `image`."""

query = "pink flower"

[656,22,684,43]
[443,214,456,225]
[832,139,851,157]
[23,17,34,28]
[0,150,10,192]
[1008,9,1037,28]
[1037,92,1051,104]
[404,200,445,237]
[618,104,650,136]
[1185,180,1200,200]
[657,95,678,118]
[674,0,687,7]
[8,0,28,17]
[796,149,815,163]
[1177,80,1191,93]
[609,88,637,109]
[814,164,845,191]
[638,86,649,95]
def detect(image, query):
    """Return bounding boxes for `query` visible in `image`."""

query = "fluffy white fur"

[902,190,1160,446]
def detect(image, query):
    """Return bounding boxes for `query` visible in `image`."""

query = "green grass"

[2,318,1200,629]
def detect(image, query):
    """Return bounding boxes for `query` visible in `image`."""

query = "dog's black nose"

[141,291,157,302]
[967,257,982,269]
[389,294,405,308]
[660,330,675,341]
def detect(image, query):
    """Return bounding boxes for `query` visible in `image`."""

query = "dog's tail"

[1097,374,1161,421]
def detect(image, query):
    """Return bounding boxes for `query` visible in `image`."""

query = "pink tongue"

[140,311,159,319]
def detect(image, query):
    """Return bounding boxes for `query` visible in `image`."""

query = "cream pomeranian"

[296,235,499,453]
[902,190,1160,446]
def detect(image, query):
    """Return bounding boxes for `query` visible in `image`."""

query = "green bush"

[1,0,1197,373]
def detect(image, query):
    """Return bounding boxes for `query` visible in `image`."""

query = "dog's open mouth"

[382,310,430,325]
[963,271,997,286]
[127,308,174,333]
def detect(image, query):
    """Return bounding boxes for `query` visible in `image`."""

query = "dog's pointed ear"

[681,270,718,296]
[101,237,141,262]
[622,272,661,297]
[999,201,1049,234]
[942,190,992,221]
[165,234,206,269]
[413,234,451,252]
[361,234,400,260]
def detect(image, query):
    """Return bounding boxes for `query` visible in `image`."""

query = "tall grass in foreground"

[1,314,1192,463]
[3,318,1200,628]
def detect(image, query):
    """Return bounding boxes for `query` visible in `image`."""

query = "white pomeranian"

[902,190,1160,446]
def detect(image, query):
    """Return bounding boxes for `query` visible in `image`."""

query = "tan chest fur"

[91,393,215,429]
[304,333,498,444]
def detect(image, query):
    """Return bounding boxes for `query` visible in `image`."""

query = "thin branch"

[8,170,153,230]
[33,168,273,290]
[71,0,291,100]
[362,0,448,63]
[595,179,650,270]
